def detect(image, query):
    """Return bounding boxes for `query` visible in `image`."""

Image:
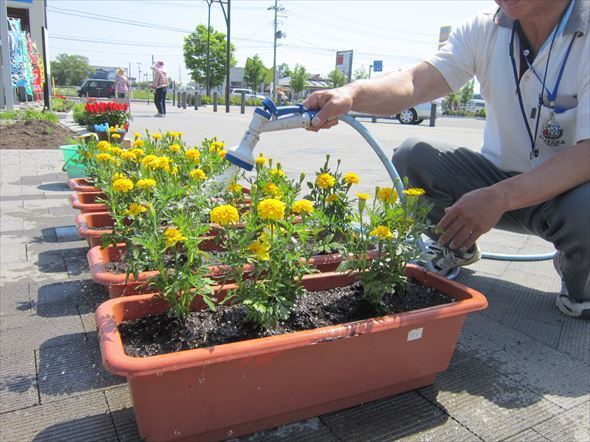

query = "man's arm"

[438,140,590,251]
[302,61,451,130]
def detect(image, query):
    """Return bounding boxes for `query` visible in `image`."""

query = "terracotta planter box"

[76,211,114,247]
[88,241,351,298]
[69,191,109,213]
[96,266,487,441]
[67,177,100,192]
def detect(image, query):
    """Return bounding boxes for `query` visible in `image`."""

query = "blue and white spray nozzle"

[226,98,317,171]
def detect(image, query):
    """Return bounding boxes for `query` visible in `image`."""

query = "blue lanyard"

[509,22,576,158]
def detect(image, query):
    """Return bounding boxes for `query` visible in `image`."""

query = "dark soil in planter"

[0,120,74,149]
[120,280,453,357]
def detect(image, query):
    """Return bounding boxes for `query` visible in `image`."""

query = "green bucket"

[60,145,88,179]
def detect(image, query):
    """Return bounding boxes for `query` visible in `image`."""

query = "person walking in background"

[113,68,130,109]
[151,61,168,117]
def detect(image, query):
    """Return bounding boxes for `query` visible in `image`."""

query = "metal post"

[272,0,278,102]
[177,91,181,108]
[225,0,231,113]
[181,91,187,109]
[371,116,377,123]
[194,93,199,110]
[240,91,245,114]
[172,87,176,106]
[213,91,218,112]
[429,102,437,127]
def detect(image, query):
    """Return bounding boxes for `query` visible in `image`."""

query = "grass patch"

[0,108,59,123]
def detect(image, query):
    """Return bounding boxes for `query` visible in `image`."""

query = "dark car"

[77,79,115,98]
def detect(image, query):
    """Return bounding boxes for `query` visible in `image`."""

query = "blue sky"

[47,0,496,84]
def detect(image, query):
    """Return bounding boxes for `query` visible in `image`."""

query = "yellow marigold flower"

[343,172,360,185]
[108,146,123,156]
[136,178,156,189]
[132,148,144,156]
[132,139,144,148]
[189,169,207,180]
[121,151,136,161]
[96,153,112,162]
[247,239,270,261]
[125,203,147,216]
[133,132,142,139]
[163,227,186,247]
[370,225,394,240]
[262,182,281,198]
[210,204,239,226]
[141,154,158,166]
[356,193,371,201]
[152,133,162,140]
[403,187,426,197]
[97,141,110,152]
[227,183,243,193]
[292,199,314,215]
[171,166,179,175]
[185,149,201,162]
[326,194,340,204]
[169,144,181,153]
[209,141,225,152]
[270,168,286,178]
[218,150,227,159]
[255,154,267,166]
[156,156,171,171]
[258,198,286,221]
[316,173,336,189]
[113,172,126,181]
[111,133,121,140]
[377,187,398,204]
[112,178,134,193]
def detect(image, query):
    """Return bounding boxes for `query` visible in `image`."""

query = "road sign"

[373,60,383,72]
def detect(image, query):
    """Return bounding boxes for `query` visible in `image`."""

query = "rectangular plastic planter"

[67,177,100,192]
[89,242,352,298]
[69,191,109,213]
[76,211,114,248]
[96,265,487,441]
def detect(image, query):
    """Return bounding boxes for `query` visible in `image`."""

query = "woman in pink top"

[113,69,130,107]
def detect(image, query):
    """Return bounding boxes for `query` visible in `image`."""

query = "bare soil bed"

[120,280,454,357]
[0,120,74,149]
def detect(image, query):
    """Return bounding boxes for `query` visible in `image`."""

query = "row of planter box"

[67,179,488,441]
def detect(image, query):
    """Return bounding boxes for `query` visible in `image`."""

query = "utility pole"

[205,0,213,97]
[151,55,155,66]
[218,0,230,113]
[1,1,15,110]
[268,1,285,102]
[137,62,142,86]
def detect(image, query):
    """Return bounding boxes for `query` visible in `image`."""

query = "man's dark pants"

[392,137,590,302]
[155,87,167,115]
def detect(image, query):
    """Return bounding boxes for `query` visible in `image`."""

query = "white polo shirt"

[426,0,589,173]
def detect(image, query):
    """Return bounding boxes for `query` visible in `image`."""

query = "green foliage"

[50,53,93,86]
[0,108,58,123]
[327,68,347,88]
[278,63,291,78]
[459,79,474,107]
[50,96,76,112]
[244,54,267,93]
[183,24,236,89]
[340,182,432,311]
[353,66,369,80]
[290,64,308,96]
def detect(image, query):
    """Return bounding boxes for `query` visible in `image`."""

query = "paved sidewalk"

[0,110,588,441]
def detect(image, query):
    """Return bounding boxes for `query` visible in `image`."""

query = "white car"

[396,100,443,125]
[230,88,266,101]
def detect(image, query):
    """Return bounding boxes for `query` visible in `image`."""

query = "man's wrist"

[344,80,366,107]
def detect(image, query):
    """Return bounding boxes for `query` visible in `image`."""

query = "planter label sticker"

[407,327,423,342]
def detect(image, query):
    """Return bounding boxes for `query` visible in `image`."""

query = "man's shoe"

[154,113,164,117]
[555,294,590,319]
[425,241,481,277]
[553,252,590,319]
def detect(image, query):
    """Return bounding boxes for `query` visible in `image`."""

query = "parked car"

[77,79,115,98]
[230,88,266,101]
[396,100,443,125]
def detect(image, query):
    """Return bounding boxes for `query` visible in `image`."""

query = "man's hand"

[437,187,507,251]
[302,87,355,132]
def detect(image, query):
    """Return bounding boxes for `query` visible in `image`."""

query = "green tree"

[50,54,93,86]
[278,63,291,78]
[183,24,236,91]
[290,64,308,98]
[244,55,267,94]
[353,66,369,80]
[443,91,459,114]
[459,79,474,108]
[327,68,347,88]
